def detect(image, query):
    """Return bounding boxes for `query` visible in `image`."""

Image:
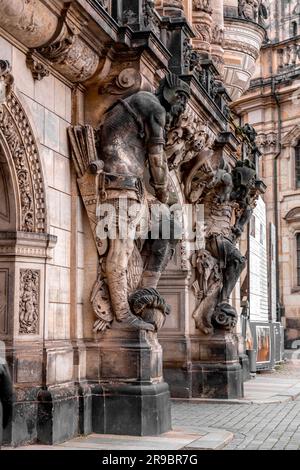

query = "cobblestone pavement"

[172,358,300,450]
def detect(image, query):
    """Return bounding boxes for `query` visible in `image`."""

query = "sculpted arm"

[147,111,169,204]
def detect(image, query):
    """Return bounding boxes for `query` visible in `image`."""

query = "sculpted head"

[156,73,191,129]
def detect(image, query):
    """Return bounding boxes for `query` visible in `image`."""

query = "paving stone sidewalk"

[6,354,300,450]
[172,356,300,450]
[6,430,233,451]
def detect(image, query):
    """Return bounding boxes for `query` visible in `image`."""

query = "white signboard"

[249,196,269,322]
[269,223,277,322]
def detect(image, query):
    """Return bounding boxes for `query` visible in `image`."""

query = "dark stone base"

[190,362,244,399]
[191,333,243,399]
[3,387,39,447]
[3,380,171,446]
[3,385,80,447]
[78,383,93,436]
[163,363,192,398]
[37,385,79,445]
[239,354,251,382]
[91,382,171,436]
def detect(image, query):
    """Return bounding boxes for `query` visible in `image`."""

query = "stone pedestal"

[189,332,244,399]
[90,325,171,436]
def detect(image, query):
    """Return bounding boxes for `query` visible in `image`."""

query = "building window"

[250,215,256,238]
[292,21,298,37]
[297,234,300,286]
[295,142,300,188]
[260,223,264,245]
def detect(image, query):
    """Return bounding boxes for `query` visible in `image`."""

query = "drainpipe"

[271,77,283,323]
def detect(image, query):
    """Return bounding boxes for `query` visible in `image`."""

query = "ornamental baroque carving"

[212,24,225,46]
[165,108,215,178]
[194,23,212,43]
[19,269,40,334]
[238,0,259,21]
[37,21,99,83]
[0,60,46,232]
[26,53,50,81]
[256,132,277,152]
[193,0,212,13]
[191,157,261,334]
[238,0,268,24]
[68,74,190,333]
[224,40,260,60]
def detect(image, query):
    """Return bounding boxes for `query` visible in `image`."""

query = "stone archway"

[0,144,17,232]
[0,66,47,233]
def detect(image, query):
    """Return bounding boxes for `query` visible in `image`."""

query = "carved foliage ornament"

[19,269,40,334]
[0,60,46,233]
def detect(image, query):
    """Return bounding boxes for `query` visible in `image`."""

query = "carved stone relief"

[193,0,212,13]
[69,74,191,333]
[0,60,47,233]
[37,21,99,83]
[190,155,261,335]
[26,53,50,81]
[19,269,40,334]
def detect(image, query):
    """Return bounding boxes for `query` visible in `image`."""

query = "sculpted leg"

[221,251,246,302]
[141,238,173,288]
[106,238,154,331]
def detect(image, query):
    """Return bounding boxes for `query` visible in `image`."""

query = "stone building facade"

[0,0,267,446]
[233,0,300,348]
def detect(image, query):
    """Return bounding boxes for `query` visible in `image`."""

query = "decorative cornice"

[224,39,260,60]
[282,125,300,147]
[284,207,300,223]
[0,232,57,259]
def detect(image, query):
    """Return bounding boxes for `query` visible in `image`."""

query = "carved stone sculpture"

[191,157,259,335]
[69,73,190,333]
[26,53,50,81]
[238,0,259,21]
[193,0,212,13]
[19,269,40,334]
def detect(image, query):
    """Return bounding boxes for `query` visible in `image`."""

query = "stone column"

[0,232,56,446]
[192,0,213,56]
[211,0,225,76]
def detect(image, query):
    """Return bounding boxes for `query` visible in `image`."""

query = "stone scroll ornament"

[189,157,259,334]
[68,73,190,333]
